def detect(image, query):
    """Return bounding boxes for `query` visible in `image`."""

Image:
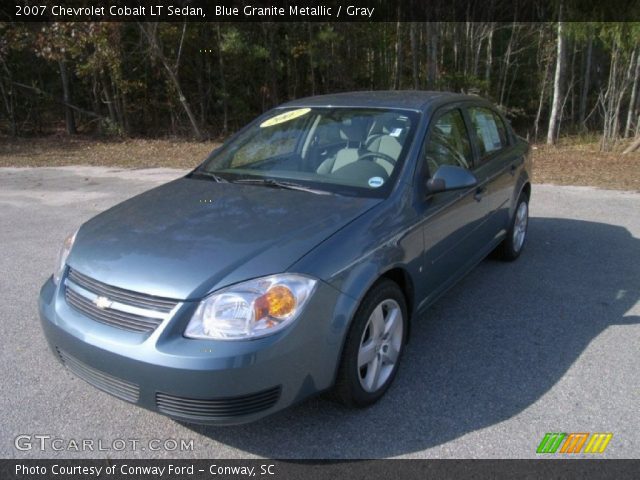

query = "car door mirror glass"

[426,165,478,194]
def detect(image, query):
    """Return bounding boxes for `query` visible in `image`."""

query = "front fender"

[291,189,423,321]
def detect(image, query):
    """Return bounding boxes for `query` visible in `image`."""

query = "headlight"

[185,274,317,340]
[53,230,77,285]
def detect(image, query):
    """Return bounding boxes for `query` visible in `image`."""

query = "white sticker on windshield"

[368,176,385,188]
[390,128,403,137]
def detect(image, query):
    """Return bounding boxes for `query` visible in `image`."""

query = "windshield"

[199,107,420,197]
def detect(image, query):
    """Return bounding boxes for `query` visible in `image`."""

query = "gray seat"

[366,135,402,175]
[316,119,368,175]
[316,148,360,175]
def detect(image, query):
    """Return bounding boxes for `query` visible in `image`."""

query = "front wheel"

[332,280,408,407]
[497,193,529,261]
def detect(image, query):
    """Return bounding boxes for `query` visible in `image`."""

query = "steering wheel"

[358,151,397,167]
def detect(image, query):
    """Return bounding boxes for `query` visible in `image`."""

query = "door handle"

[474,186,487,202]
[509,163,517,176]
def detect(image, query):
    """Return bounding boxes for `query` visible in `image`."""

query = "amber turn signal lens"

[254,285,297,320]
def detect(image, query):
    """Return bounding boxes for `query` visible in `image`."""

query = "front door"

[416,107,493,308]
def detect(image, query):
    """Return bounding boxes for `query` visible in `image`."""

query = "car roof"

[277,90,483,112]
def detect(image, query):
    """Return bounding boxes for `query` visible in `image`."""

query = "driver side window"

[424,109,472,175]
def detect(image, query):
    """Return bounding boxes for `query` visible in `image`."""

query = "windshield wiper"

[189,170,228,183]
[232,178,332,195]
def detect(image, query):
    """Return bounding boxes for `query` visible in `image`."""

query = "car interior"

[305,111,412,186]
[211,108,415,190]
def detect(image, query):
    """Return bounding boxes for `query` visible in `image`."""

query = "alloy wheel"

[513,201,528,252]
[357,299,403,393]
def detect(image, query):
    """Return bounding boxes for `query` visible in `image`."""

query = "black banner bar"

[2,0,640,22]
[1,460,640,480]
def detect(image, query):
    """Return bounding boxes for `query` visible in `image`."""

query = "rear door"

[464,106,520,241]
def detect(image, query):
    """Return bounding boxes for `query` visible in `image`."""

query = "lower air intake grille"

[156,387,281,420]
[57,348,140,403]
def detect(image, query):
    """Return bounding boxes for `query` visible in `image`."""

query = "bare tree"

[392,20,403,90]
[58,58,76,134]
[215,23,228,134]
[600,43,637,151]
[426,22,439,89]
[484,23,494,95]
[139,22,203,140]
[534,27,553,142]
[0,55,17,136]
[624,52,640,137]
[547,14,566,145]
[578,33,593,129]
[410,22,419,90]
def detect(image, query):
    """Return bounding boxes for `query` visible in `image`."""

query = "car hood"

[67,178,379,300]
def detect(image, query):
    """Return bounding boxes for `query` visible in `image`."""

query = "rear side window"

[468,107,508,159]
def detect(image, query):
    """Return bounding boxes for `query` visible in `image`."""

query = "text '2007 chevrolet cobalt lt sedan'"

[39,91,531,424]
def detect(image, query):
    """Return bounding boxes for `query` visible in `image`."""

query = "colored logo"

[537,433,613,454]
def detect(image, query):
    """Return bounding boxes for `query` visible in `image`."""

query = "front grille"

[156,387,281,420]
[64,268,179,334]
[57,348,140,403]
[68,269,178,312]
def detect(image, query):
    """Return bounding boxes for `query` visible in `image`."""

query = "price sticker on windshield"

[260,108,311,128]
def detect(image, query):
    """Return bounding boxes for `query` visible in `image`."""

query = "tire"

[332,279,408,407]
[497,193,529,261]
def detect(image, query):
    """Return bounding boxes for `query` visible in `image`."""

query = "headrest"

[339,118,368,142]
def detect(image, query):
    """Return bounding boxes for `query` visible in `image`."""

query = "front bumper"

[38,275,356,425]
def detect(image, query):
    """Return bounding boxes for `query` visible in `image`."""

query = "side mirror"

[426,165,478,195]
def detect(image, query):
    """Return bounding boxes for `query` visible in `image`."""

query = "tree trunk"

[472,24,485,77]
[601,42,619,151]
[534,58,551,142]
[101,72,117,126]
[578,34,593,130]
[410,22,419,90]
[426,22,439,89]
[139,23,203,140]
[569,39,577,126]
[392,20,402,90]
[308,23,316,95]
[216,23,228,134]
[264,23,280,106]
[485,24,494,95]
[0,77,17,136]
[611,49,636,142]
[58,59,77,134]
[624,52,640,137]
[499,21,517,106]
[547,18,565,145]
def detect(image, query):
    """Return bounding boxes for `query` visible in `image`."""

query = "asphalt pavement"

[1,166,638,459]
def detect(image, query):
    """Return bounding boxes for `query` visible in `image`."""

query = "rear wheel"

[497,193,529,261]
[332,280,408,407]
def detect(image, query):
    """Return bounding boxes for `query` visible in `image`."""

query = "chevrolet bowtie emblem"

[94,296,113,309]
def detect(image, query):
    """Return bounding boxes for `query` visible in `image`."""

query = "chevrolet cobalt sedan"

[39,91,531,424]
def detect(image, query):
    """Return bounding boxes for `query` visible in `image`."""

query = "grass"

[1,135,639,191]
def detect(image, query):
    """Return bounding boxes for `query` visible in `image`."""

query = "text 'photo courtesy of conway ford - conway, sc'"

[39,91,531,425]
